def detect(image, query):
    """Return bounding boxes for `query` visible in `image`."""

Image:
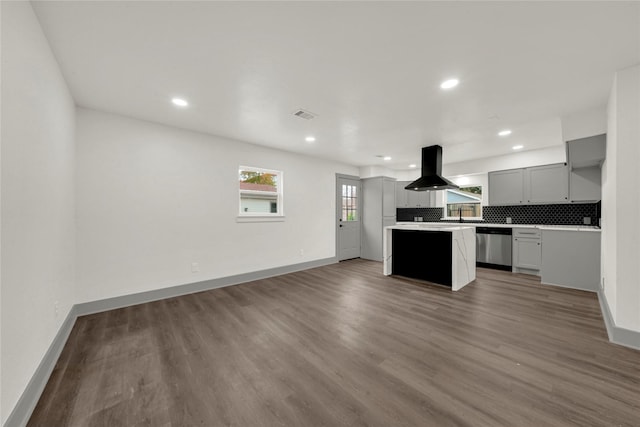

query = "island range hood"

[405,145,459,191]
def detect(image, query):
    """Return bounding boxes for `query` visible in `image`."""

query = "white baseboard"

[3,306,78,427]
[597,290,640,350]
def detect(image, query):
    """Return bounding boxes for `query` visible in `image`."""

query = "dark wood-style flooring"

[29,260,640,426]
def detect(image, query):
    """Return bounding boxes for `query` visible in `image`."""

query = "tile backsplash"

[482,203,599,225]
[396,207,443,222]
[397,202,599,225]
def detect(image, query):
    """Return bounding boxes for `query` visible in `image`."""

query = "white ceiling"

[32,1,640,169]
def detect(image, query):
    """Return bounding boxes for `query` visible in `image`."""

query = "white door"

[336,175,361,261]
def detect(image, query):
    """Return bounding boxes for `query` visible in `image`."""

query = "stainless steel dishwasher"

[476,227,512,271]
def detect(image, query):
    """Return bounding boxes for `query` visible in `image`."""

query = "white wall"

[443,146,567,177]
[561,105,607,142]
[75,108,358,303]
[602,77,618,318]
[602,64,640,331]
[358,165,396,179]
[1,2,76,423]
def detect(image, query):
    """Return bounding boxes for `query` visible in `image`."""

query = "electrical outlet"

[300,249,304,256]
[191,262,199,273]
[54,301,60,318]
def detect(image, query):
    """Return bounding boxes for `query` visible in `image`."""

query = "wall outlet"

[300,249,304,256]
[54,301,60,318]
[191,262,199,273]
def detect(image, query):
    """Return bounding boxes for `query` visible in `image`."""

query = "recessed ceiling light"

[305,136,316,142]
[383,156,392,161]
[512,145,524,150]
[409,164,417,168]
[440,78,459,89]
[171,97,188,107]
[498,129,512,137]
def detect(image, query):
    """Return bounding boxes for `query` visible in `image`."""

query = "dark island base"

[476,262,512,272]
[391,229,452,287]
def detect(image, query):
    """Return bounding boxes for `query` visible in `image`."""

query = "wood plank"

[28,260,640,426]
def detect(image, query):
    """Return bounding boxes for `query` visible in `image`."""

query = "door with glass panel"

[336,175,361,261]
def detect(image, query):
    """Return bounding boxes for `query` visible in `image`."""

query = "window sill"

[236,216,285,223]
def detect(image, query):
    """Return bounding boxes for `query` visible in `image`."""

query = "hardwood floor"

[29,260,640,426]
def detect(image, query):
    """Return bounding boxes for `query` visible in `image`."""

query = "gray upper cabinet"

[489,163,569,205]
[524,163,568,204]
[362,177,396,261]
[396,181,434,208]
[488,169,524,205]
[382,178,396,216]
[567,134,606,168]
[567,134,605,202]
[396,181,409,207]
[569,167,601,202]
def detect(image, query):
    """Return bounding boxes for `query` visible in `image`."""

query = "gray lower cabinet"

[362,177,396,261]
[541,230,600,291]
[513,228,541,273]
[488,169,524,205]
[396,181,434,208]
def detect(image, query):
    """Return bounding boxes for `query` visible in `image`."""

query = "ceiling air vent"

[293,109,316,120]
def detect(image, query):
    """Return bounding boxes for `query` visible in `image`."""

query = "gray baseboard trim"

[75,256,337,316]
[597,291,640,351]
[3,257,337,427]
[3,306,78,427]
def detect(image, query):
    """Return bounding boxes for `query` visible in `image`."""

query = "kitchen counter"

[383,224,476,291]
[396,222,601,232]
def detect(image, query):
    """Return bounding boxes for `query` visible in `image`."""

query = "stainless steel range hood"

[405,145,458,191]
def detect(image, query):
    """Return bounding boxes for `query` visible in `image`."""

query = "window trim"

[442,187,483,220]
[238,166,284,219]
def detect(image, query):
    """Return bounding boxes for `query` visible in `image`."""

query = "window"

[341,184,358,221]
[239,166,283,217]
[445,186,482,219]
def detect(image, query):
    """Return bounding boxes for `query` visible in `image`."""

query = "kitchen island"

[383,224,476,291]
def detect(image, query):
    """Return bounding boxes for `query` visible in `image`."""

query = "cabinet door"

[513,237,541,270]
[406,190,429,208]
[489,169,524,205]
[383,178,396,216]
[570,167,601,202]
[567,134,605,168]
[417,191,434,207]
[396,181,409,208]
[525,163,568,204]
[541,230,600,291]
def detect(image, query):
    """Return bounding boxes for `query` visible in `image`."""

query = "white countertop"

[387,224,475,232]
[396,222,601,232]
